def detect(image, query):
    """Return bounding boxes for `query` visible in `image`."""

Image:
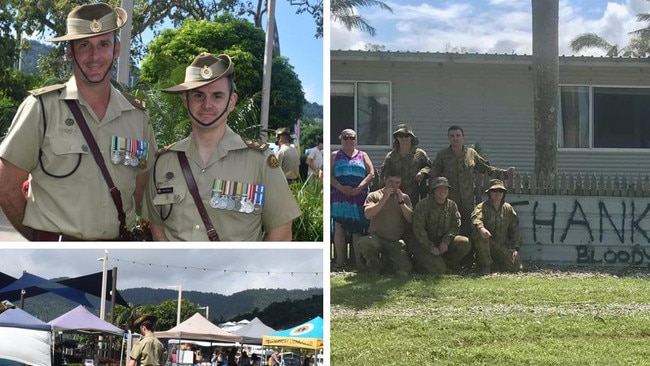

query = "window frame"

[330,80,392,148]
[558,84,650,152]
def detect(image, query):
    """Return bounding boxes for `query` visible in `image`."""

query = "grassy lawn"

[331,269,650,365]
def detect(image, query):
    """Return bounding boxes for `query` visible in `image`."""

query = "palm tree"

[331,0,392,36]
[569,33,634,56]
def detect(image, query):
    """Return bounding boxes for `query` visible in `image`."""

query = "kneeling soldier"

[471,179,523,275]
[411,177,471,275]
[356,171,413,276]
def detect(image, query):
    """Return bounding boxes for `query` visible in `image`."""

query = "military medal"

[210,196,220,209]
[111,151,123,164]
[110,136,124,164]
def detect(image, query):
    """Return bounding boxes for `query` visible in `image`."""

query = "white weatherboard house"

[331,50,650,266]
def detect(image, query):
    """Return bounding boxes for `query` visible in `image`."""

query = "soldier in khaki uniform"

[128,315,165,366]
[356,171,413,276]
[142,53,300,241]
[471,179,523,275]
[411,177,471,275]
[380,124,431,206]
[275,128,300,183]
[432,125,514,235]
[0,3,156,241]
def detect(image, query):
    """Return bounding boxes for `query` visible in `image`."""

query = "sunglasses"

[342,136,356,140]
[395,133,410,138]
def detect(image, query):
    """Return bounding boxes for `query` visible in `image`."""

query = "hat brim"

[46,8,128,42]
[133,314,158,327]
[161,79,221,94]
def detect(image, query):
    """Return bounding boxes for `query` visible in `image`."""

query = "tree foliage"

[331,0,392,36]
[139,17,305,145]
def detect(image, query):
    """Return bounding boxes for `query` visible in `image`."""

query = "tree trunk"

[532,0,559,188]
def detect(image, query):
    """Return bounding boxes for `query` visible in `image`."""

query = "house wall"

[515,194,650,266]
[331,51,650,177]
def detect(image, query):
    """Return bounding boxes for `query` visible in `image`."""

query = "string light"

[112,257,321,277]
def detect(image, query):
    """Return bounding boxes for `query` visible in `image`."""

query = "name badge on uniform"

[111,136,149,168]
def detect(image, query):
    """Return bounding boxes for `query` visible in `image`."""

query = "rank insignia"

[267,155,279,168]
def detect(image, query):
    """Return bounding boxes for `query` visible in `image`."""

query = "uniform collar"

[60,77,134,123]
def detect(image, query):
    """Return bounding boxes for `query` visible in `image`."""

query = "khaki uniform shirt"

[142,127,301,241]
[432,146,507,213]
[380,147,431,198]
[413,197,461,248]
[364,190,412,241]
[0,78,155,239]
[276,143,300,180]
[471,199,523,249]
[130,334,164,366]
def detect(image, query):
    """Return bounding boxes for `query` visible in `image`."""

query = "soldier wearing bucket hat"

[380,124,431,206]
[0,3,156,241]
[274,128,300,183]
[410,177,471,275]
[128,315,164,366]
[141,52,300,241]
[471,179,523,275]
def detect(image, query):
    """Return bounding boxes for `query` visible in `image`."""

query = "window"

[330,81,391,146]
[558,86,650,149]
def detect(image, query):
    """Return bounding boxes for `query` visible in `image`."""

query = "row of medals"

[210,193,256,213]
[111,149,147,168]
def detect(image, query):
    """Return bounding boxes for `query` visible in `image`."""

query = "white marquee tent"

[0,305,52,366]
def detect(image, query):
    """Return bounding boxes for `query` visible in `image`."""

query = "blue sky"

[330,0,650,56]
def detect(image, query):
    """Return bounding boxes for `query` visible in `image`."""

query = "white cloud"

[330,0,650,56]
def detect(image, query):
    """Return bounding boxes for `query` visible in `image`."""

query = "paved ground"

[0,210,26,241]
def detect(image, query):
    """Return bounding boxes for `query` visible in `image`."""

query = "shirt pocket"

[40,134,89,176]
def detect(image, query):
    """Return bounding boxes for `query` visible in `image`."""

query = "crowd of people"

[331,124,522,275]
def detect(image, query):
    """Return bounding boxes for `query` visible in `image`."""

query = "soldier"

[380,124,431,206]
[0,3,156,241]
[275,128,301,184]
[411,177,471,275]
[432,125,514,235]
[471,179,523,275]
[356,170,413,276]
[128,315,165,366]
[141,53,300,241]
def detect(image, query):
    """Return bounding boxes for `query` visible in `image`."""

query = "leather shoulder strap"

[64,99,128,238]
[177,152,220,241]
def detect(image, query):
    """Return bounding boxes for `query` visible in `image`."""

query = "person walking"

[141,53,300,241]
[128,315,165,366]
[0,3,156,241]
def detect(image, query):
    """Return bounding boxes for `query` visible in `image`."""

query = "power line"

[112,257,321,277]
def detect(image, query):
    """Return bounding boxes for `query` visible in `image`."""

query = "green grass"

[331,271,650,365]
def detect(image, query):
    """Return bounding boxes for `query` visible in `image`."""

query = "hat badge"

[90,19,102,33]
[201,65,213,79]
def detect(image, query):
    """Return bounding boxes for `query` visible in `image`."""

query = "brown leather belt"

[31,230,117,241]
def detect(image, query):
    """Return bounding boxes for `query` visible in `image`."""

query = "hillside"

[16,286,322,323]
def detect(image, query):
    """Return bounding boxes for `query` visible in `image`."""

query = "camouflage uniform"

[432,146,509,235]
[381,147,431,206]
[411,195,471,275]
[356,189,413,276]
[471,185,523,274]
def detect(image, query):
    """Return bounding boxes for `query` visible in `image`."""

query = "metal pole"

[176,285,182,326]
[259,0,277,142]
[99,250,108,320]
[117,0,133,85]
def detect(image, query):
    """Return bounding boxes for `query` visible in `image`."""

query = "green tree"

[570,33,634,56]
[139,17,304,146]
[331,0,392,36]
